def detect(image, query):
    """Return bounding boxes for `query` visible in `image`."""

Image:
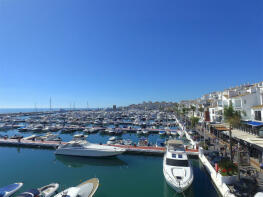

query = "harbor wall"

[199,148,236,197]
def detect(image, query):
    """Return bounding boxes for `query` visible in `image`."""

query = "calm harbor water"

[0,131,219,197]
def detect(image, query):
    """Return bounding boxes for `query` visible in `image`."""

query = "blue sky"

[0,0,262,108]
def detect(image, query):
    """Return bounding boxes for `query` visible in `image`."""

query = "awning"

[246,121,263,127]
[212,125,229,131]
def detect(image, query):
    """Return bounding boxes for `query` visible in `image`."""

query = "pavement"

[195,125,263,192]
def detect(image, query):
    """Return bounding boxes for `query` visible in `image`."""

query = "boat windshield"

[63,142,84,148]
[166,158,189,167]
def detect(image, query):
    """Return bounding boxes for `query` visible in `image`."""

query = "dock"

[175,117,236,197]
[0,138,64,149]
[109,144,199,156]
[93,127,178,133]
[0,138,199,156]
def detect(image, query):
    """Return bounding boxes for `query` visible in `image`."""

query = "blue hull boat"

[0,183,23,197]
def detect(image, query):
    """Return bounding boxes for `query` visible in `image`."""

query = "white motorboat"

[106,136,117,145]
[44,133,61,141]
[108,128,116,135]
[73,134,88,141]
[0,182,23,197]
[38,183,59,197]
[35,133,61,141]
[171,131,177,136]
[42,126,51,132]
[136,129,143,135]
[83,128,90,133]
[32,124,44,132]
[123,139,133,145]
[163,140,193,193]
[89,128,98,134]
[109,136,116,141]
[54,178,99,197]
[142,130,149,135]
[17,183,59,197]
[23,135,37,140]
[55,140,126,157]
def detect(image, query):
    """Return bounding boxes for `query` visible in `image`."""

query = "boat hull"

[0,183,23,197]
[163,170,192,193]
[39,183,59,197]
[55,148,125,157]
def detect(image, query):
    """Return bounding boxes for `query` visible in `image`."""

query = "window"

[234,100,241,108]
[255,111,262,121]
[223,101,228,107]
[166,158,189,167]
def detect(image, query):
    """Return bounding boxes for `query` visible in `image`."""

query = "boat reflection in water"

[55,155,127,168]
[163,179,194,197]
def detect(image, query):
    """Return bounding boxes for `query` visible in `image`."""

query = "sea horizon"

[0,108,90,114]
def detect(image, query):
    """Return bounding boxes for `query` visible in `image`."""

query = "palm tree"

[224,102,241,161]
[199,107,204,111]
[190,116,200,129]
[181,107,188,117]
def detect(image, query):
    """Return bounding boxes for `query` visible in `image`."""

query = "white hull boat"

[0,183,23,197]
[136,129,143,135]
[38,183,59,197]
[142,130,149,135]
[108,129,116,135]
[54,178,99,197]
[163,140,193,193]
[55,140,126,157]
[73,134,88,141]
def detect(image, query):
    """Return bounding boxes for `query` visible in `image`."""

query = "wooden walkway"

[109,144,199,156]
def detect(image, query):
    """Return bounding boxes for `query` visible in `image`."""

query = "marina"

[0,109,219,197]
[1,107,263,196]
[0,146,218,197]
[1,0,261,195]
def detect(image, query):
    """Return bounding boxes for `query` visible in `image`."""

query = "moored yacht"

[54,178,99,197]
[163,140,193,193]
[55,140,126,157]
[142,129,149,135]
[136,129,143,135]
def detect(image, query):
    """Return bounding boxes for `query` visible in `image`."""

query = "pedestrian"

[260,163,263,172]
